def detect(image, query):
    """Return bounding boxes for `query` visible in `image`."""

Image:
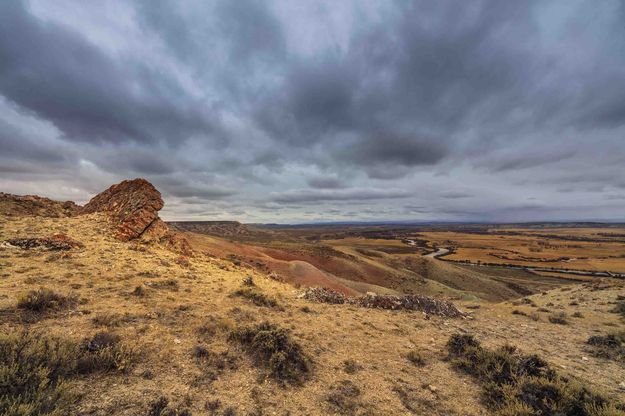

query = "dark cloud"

[0,1,218,146]
[439,191,472,200]
[307,176,346,189]
[271,188,411,204]
[340,135,447,171]
[163,185,237,200]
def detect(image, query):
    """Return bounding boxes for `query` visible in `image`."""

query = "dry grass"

[231,286,281,309]
[17,287,77,312]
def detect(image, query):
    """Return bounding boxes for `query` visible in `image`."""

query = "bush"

[0,330,77,415]
[326,380,363,415]
[611,301,625,318]
[405,350,426,367]
[342,359,362,374]
[17,288,76,312]
[75,332,137,374]
[229,322,310,384]
[232,287,280,309]
[0,330,137,415]
[446,333,625,415]
[587,333,625,362]
[92,312,135,327]
[548,312,568,325]
[148,396,192,416]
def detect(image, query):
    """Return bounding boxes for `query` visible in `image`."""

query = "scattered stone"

[300,287,346,304]
[3,234,84,251]
[301,287,465,318]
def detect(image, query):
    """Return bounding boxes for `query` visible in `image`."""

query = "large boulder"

[80,178,164,241]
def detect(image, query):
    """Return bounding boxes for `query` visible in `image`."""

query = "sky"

[1,0,625,223]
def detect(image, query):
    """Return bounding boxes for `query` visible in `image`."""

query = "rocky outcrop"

[80,178,192,255]
[0,192,79,218]
[81,179,163,241]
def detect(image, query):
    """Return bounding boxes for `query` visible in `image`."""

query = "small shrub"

[194,346,237,382]
[529,312,540,321]
[232,287,280,309]
[572,311,584,318]
[92,312,135,327]
[229,322,310,384]
[75,331,137,374]
[0,331,77,415]
[242,276,254,286]
[342,359,362,374]
[193,345,210,359]
[611,301,625,318]
[0,329,137,415]
[17,287,76,312]
[132,285,146,297]
[446,333,624,415]
[204,399,221,413]
[326,380,363,415]
[148,279,179,291]
[197,316,235,337]
[512,310,527,316]
[548,312,568,325]
[148,396,192,416]
[405,350,426,367]
[587,333,625,362]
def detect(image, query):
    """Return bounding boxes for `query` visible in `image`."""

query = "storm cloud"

[1,0,625,222]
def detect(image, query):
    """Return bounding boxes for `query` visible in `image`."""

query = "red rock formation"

[0,192,79,217]
[80,178,193,255]
[81,179,163,241]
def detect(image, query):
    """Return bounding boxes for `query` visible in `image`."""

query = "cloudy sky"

[1,1,625,223]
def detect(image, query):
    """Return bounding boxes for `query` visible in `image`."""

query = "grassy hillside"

[1,213,624,415]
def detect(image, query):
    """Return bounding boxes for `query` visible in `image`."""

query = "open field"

[418,226,625,274]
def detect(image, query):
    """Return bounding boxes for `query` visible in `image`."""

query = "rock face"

[80,178,193,255]
[81,179,164,241]
[0,192,79,218]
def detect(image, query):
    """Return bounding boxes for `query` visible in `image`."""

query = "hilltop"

[1,179,624,415]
